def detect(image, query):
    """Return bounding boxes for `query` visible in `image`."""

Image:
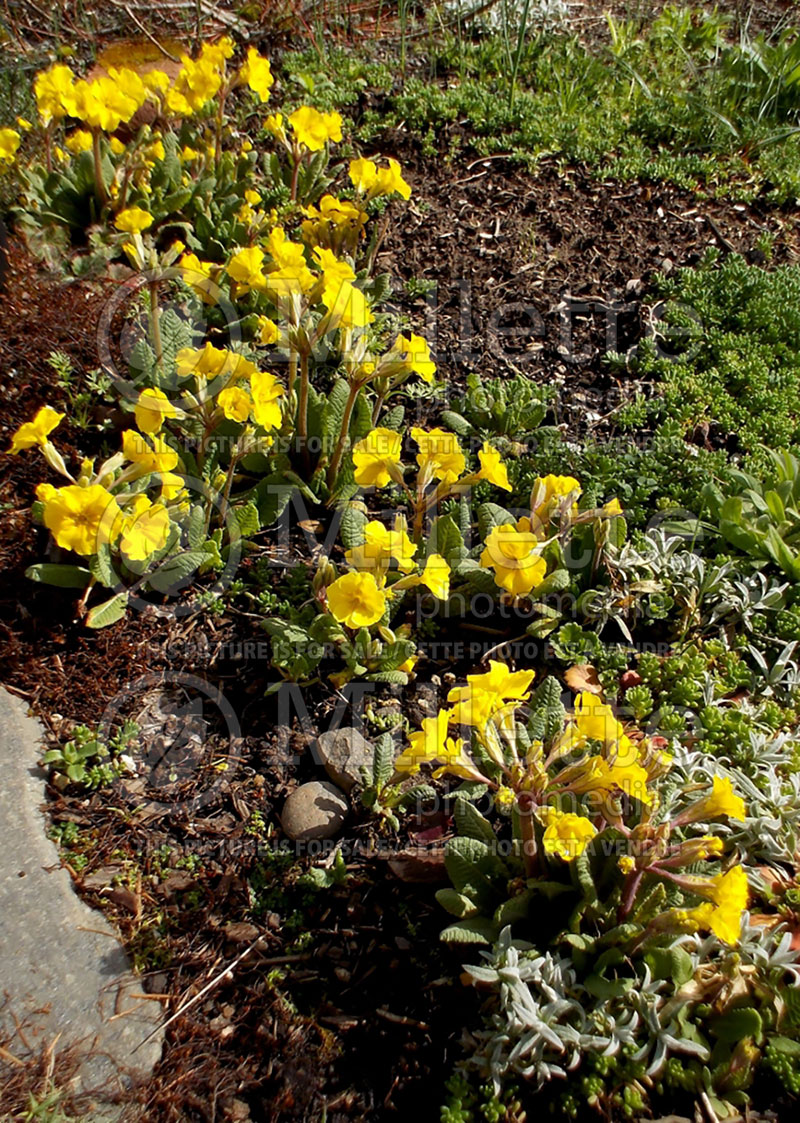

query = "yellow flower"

[114,207,153,235]
[327,571,386,628]
[569,754,652,806]
[398,654,419,675]
[312,246,356,290]
[352,428,403,488]
[349,156,378,192]
[119,496,170,561]
[345,516,417,581]
[134,388,176,434]
[288,106,343,151]
[227,245,266,294]
[36,483,58,504]
[8,406,65,454]
[676,775,747,826]
[249,371,284,430]
[671,866,749,946]
[618,855,636,875]
[34,64,75,124]
[218,386,252,423]
[539,807,597,862]
[420,553,450,600]
[245,189,262,206]
[322,279,373,331]
[143,70,170,96]
[568,692,637,763]
[603,498,623,516]
[109,136,126,156]
[411,427,465,484]
[0,128,21,164]
[389,333,436,382]
[42,484,122,556]
[64,129,93,155]
[371,157,411,201]
[175,343,230,380]
[480,521,547,597]
[264,113,286,141]
[532,474,582,527]
[122,430,179,476]
[257,316,281,345]
[478,442,511,491]
[179,253,219,304]
[395,710,461,775]
[239,47,273,102]
[447,661,535,728]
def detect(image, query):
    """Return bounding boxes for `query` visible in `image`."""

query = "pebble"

[281,781,348,841]
[314,727,375,793]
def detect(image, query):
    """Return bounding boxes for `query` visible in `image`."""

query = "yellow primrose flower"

[288,106,343,151]
[0,128,20,164]
[119,496,170,561]
[569,753,652,806]
[250,371,284,430]
[539,807,597,862]
[395,710,461,775]
[265,226,309,270]
[447,661,534,728]
[411,427,465,484]
[227,245,266,294]
[532,474,582,526]
[618,855,636,875]
[603,497,623,516]
[175,343,230,380]
[257,316,281,345]
[327,570,386,629]
[218,386,251,423]
[122,430,179,476]
[109,136,126,156]
[398,654,419,675]
[16,116,33,130]
[312,246,356,290]
[420,553,450,600]
[568,692,637,762]
[114,207,153,235]
[159,471,185,502]
[675,775,747,826]
[143,70,170,96]
[42,484,121,556]
[64,129,93,155]
[245,189,262,206]
[480,521,547,597]
[390,333,436,383]
[345,516,417,581]
[349,156,378,193]
[670,866,748,946]
[371,157,411,201]
[239,47,273,102]
[478,442,511,492]
[134,388,177,435]
[352,428,403,488]
[264,113,286,141]
[34,64,75,124]
[322,278,373,331]
[36,483,58,504]
[8,406,65,454]
[179,253,220,304]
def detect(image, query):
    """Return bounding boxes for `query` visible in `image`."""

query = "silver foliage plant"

[464,921,800,1096]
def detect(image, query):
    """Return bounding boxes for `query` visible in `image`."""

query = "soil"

[2,21,800,1119]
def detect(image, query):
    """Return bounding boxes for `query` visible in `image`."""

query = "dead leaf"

[388,847,447,883]
[564,664,602,694]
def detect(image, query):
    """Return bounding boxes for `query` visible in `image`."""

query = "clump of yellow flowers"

[397,667,750,948]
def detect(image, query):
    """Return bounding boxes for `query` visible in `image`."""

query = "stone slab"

[0,686,164,1111]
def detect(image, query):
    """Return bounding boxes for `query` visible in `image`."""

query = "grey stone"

[281,781,348,841]
[0,687,164,1111]
[314,727,375,793]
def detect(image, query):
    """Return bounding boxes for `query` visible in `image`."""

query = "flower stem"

[297,351,310,461]
[149,281,163,370]
[91,129,107,208]
[327,382,360,487]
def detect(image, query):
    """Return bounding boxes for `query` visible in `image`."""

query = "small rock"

[281,781,348,841]
[314,727,375,793]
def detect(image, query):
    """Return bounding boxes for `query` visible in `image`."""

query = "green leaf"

[440,917,498,944]
[322,378,351,443]
[440,410,475,438]
[381,404,405,432]
[435,889,480,918]
[645,945,694,986]
[25,564,92,589]
[186,505,207,549]
[711,1007,763,1044]
[89,542,116,588]
[453,797,496,844]
[427,514,467,567]
[85,592,128,629]
[147,549,206,594]
[253,473,296,527]
[373,733,395,791]
[339,503,368,549]
[234,501,261,537]
[478,502,516,539]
